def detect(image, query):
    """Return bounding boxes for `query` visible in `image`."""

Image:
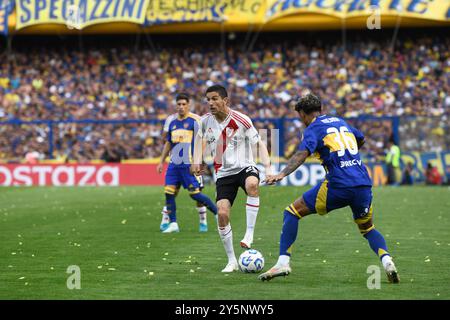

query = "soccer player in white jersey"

[192,85,272,272]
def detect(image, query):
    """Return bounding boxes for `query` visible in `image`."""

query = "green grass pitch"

[1,185,449,300]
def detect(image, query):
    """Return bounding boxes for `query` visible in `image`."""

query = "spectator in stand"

[401,162,416,185]
[425,162,443,185]
[0,33,448,161]
[100,139,129,163]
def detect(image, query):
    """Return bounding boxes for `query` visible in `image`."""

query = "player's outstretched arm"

[263,150,309,185]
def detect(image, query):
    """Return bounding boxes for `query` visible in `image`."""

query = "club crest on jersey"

[184,123,189,129]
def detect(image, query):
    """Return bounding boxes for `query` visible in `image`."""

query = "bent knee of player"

[217,200,230,216]
[245,178,259,197]
[290,197,312,218]
[356,220,375,235]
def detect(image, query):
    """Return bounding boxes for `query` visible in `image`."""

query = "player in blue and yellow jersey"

[158,113,209,232]
[157,93,217,233]
[259,93,399,283]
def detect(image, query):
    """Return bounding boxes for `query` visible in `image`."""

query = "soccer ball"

[238,249,264,273]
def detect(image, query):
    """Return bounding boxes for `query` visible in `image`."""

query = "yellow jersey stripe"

[315,180,328,215]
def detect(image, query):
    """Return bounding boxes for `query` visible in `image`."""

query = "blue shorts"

[165,165,201,192]
[303,180,373,221]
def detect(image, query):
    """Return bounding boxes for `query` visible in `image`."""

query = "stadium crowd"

[0,33,448,162]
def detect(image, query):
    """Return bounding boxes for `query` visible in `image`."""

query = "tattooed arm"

[280,150,310,177]
[263,150,310,185]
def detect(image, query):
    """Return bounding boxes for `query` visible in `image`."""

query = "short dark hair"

[205,85,228,98]
[176,92,190,102]
[295,93,322,114]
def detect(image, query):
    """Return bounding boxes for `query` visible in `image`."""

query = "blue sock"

[280,209,300,256]
[190,192,217,215]
[165,193,177,222]
[364,229,390,260]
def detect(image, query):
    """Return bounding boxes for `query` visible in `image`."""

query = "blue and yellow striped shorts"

[302,180,373,221]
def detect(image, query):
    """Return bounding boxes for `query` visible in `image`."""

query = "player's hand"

[191,164,202,176]
[263,173,285,185]
[157,163,163,174]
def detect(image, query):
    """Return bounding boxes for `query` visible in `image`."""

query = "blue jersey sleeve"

[350,125,365,142]
[298,128,317,154]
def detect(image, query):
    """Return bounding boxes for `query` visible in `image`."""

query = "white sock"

[276,255,291,267]
[218,224,236,263]
[161,206,169,222]
[245,196,259,240]
[197,206,207,224]
[381,255,392,269]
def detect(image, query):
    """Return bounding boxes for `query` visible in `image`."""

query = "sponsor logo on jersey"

[340,159,362,168]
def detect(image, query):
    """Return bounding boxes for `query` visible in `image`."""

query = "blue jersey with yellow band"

[298,115,372,188]
[167,113,200,167]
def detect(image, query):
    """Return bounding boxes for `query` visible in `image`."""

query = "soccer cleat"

[384,260,400,284]
[240,235,253,249]
[258,264,292,281]
[221,260,239,273]
[160,222,169,232]
[199,223,208,232]
[162,222,180,233]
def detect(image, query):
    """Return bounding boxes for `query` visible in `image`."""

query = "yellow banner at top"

[144,0,226,25]
[144,0,267,25]
[222,0,267,23]
[16,0,150,30]
[11,0,450,33]
[265,0,449,22]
